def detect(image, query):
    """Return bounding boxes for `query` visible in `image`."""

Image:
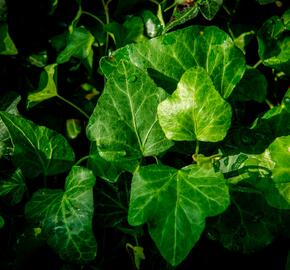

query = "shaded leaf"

[25,166,97,263]
[27,64,58,109]
[0,112,75,178]
[158,67,232,142]
[128,164,230,266]
[100,25,246,99]
[87,61,173,171]
[256,0,275,4]
[0,215,4,229]
[0,169,26,205]
[0,23,17,55]
[230,67,267,103]
[198,0,223,20]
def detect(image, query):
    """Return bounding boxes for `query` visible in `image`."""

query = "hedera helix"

[1,8,290,268]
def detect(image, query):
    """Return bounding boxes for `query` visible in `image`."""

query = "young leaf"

[158,67,232,142]
[198,0,223,20]
[100,25,246,99]
[87,61,173,170]
[0,169,26,205]
[230,67,267,103]
[128,164,230,266]
[25,166,97,263]
[27,64,58,109]
[0,112,75,178]
[0,23,17,55]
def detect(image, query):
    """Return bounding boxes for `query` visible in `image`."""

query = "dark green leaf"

[142,10,163,38]
[100,25,246,99]
[128,164,230,266]
[0,112,75,178]
[25,166,97,263]
[27,64,58,109]
[282,88,290,112]
[198,0,223,20]
[256,0,275,4]
[0,169,26,205]
[0,215,4,229]
[231,67,267,103]
[0,23,17,55]
[158,67,232,142]
[87,61,173,171]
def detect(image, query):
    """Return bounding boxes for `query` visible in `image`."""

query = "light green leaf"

[198,0,223,20]
[0,23,17,55]
[87,61,173,170]
[0,169,26,205]
[27,64,58,109]
[0,112,75,178]
[25,166,97,263]
[100,25,246,99]
[128,164,230,266]
[158,67,232,142]
[209,191,285,253]
[66,119,82,140]
[57,26,94,66]
[230,67,267,103]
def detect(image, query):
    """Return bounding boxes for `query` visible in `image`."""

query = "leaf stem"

[195,141,200,156]
[56,95,90,119]
[252,59,263,69]
[75,155,90,166]
[265,98,274,109]
[82,11,105,25]
[101,0,112,55]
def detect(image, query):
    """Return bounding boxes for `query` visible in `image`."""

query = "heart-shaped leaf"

[158,67,232,142]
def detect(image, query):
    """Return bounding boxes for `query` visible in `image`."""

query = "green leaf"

[198,0,223,20]
[230,67,267,103]
[100,25,246,99]
[66,119,82,140]
[209,191,285,253]
[141,10,163,38]
[163,2,199,33]
[283,9,290,30]
[88,143,123,183]
[256,0,275,4]
[0,215,4,229]
[57,26,94,66]
[105,17,146,49]
[0,23,17,55]
[282,88,290,112]
[25,166,97,263]
[27,64,58,109]
[0,169,26,205]
[158,67,232,142]
[87,61,173,170]
[257,13,290,75]
[0,112,75,178]
[128,164,230,266]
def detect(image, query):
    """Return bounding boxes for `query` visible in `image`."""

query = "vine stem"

[75,155,90,166]
[101,0,112,55]
[195,141,200,156]
[56,95,89,119]
[252,59,263,69]
[82,11,104,25]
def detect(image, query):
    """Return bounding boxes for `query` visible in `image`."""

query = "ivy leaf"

[158,67,232,142]
[100,25,245,99]
[0,169,26,205]
[57,26,94,68]
[25,166,97,263]
[27,64,58,109]
[128,164,230,266]
[0,23,17,55]
[257,12,290,75]
[0,112,75,178]
[230,67,267,103]
[142,10,163,38]
[198,0,223,20]
[87,61,173,171]
[209,191,285,253]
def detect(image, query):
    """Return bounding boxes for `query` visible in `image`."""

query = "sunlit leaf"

[25,166,97,263]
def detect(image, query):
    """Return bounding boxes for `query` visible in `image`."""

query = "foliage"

[0,0,289,269]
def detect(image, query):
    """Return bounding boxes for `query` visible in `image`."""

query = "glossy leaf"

[0,112,75,178]
[57,26,94,66]
[128,164,230,266]
[0,169,26,205]
[0,23,17,55]
[142,10,163,38]
[27,64,58,109]
[198,0,223,20]
[25,166,97,263]
[209,191,285,253]
[158,67,232,142]
[100,25,246,99]
[257,12,290,75]
[230,67,267,103]
[87,61,173,170]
